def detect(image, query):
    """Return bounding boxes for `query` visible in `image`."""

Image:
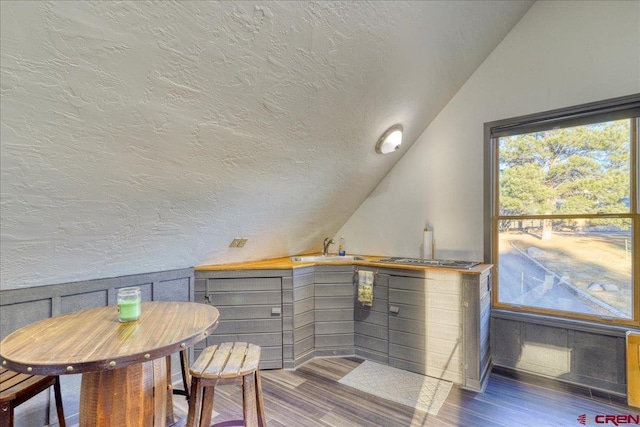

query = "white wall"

[0,1,533,289]
[337,0,640,261]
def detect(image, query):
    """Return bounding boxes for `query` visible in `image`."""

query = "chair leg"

[53,376,66,427]
[255,370,266,427]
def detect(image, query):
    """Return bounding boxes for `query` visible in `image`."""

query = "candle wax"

[118,300,141,322]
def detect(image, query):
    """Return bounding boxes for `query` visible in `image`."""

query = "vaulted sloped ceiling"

[0,1,533,288]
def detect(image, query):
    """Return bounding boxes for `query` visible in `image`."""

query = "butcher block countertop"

[196,254,492,275]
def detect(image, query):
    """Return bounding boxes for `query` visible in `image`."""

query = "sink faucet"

[323,237,335,256]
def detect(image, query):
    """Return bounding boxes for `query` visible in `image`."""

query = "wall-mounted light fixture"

[375,124,403,154]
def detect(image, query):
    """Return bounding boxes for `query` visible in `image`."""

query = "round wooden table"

[0,301,219,427]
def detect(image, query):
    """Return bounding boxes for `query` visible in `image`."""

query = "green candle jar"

[117,287,141,322]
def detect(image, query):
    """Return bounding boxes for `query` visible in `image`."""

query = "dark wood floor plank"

[173,357,639,427]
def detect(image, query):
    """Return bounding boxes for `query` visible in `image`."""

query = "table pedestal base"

[79,357,173,427]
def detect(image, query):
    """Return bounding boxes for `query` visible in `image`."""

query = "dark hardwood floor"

[173,357,639,427]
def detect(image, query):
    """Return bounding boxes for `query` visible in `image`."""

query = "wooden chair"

[187,342,266,427]
[0,369,66,427]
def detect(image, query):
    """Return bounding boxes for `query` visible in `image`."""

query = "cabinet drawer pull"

[271,307,282,316]
[389,306,400,314]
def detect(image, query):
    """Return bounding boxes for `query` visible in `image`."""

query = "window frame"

[484,94,640,328]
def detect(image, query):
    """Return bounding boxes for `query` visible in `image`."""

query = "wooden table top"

[0,301,219,376]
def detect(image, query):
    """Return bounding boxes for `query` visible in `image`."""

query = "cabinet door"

[196,276,283,369]
[424,272,463,383]
[389,272,464,383]
[388,275,427,375]
[314,266,354,356]
[355,272,389,364]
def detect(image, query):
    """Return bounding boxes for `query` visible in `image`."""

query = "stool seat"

[191,342,261,380]
[0,369,66,427]
[187,342,266,427]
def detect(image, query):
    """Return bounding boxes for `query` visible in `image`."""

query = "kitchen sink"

[291,255,368,262]
[377,257,479,269]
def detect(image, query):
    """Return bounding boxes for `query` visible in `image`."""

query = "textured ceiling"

[0,1,533,288]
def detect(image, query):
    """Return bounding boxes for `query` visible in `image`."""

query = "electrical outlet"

[229,238,248,248]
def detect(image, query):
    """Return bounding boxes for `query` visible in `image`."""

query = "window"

[485,95,639,327]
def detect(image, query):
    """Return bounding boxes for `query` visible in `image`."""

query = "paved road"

[498,246,603,316]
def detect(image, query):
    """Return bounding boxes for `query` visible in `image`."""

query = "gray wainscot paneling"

[0,268,195,427]
[291,266,315,369]
[491,310,630,396]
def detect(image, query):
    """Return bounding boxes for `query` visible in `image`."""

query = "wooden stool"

[0,369,66,427]
[187,342,266,427]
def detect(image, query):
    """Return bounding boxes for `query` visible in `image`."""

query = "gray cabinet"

[354,272,389,364]
[194,264,491,391]
[313,265,355,357]
[387,269,491,391]
[195,271,283,369]
[388,273,429,376]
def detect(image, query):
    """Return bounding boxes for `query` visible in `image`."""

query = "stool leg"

[255,370,266,427]
[53,376,66,427]
[242,373,258,427]
[186,378,203,427]
[199,386,215,427]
